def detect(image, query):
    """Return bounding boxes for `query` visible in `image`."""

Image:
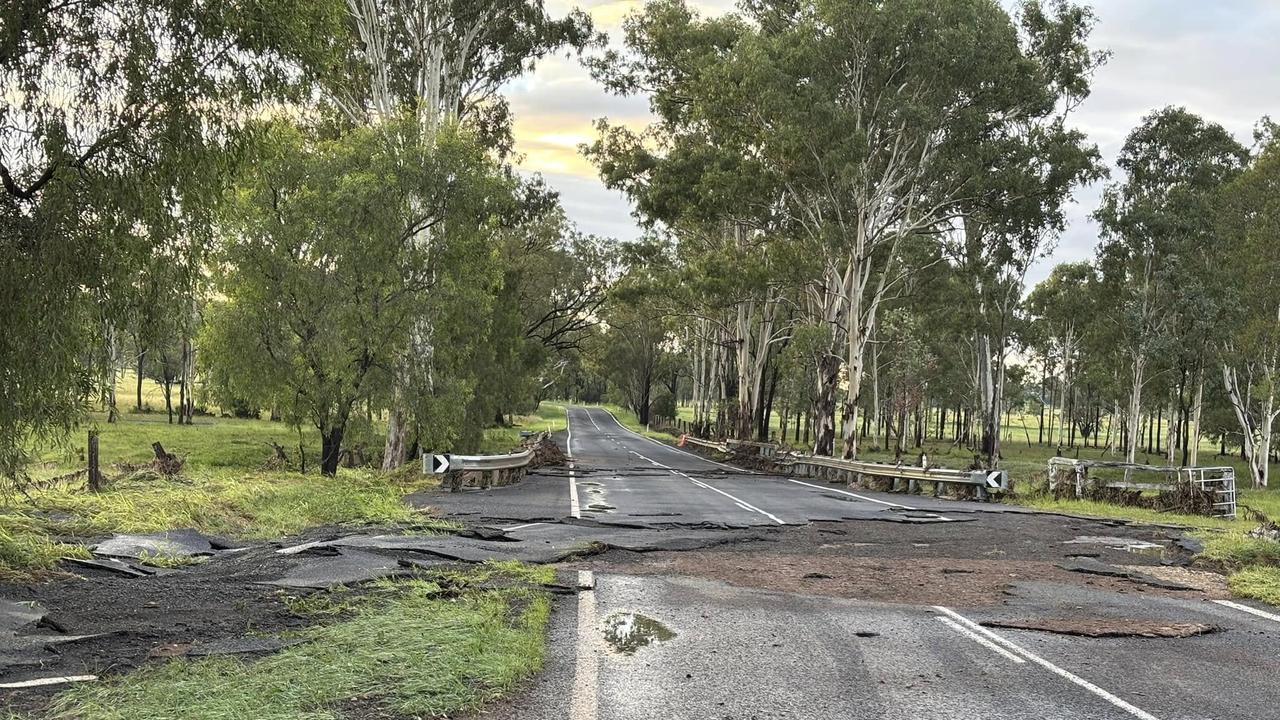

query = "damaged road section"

[980,617,1222,638]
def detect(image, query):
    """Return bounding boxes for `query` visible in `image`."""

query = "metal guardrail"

[779,452,1008,500]
[679,434,1008,500]
[425,431,550,492]
[1047,457,1237,517]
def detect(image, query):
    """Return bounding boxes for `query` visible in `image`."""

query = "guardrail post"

[907,478,918,494]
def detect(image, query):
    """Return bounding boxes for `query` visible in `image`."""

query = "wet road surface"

[445,407,1280,720]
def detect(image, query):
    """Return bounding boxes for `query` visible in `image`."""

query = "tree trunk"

[1125,358,1145,463]
[135,349,146,411]
[812,353,840,455]
[1188,376,1204,466]
[320,426,345,477]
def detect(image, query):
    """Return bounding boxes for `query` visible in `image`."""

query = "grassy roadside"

[1,402,565,580]
[476,402,569,454]
[591,404,682,443]
[39,564,553,720]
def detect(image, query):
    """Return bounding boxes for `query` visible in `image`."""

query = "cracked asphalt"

[441,406,1280,720]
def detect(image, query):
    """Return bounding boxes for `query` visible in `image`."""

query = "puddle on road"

[1064,536,1166,557]
[602,612,676,654]
[588,503,616,511]
[579,482,603,487]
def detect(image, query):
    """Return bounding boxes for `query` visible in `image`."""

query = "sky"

[504,0,1280,288]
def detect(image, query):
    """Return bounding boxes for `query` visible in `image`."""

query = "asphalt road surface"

[448,407,1280,720]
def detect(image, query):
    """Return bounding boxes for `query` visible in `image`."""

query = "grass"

[46,569,552,720]
[475,402,569,454]
[593,404,682,443]
[1227,567,1280,606]
[2,397,571,579]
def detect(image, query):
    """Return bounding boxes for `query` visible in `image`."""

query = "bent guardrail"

[424,431,550,492]
[778,452,1008,500]
[679,434,1008,500]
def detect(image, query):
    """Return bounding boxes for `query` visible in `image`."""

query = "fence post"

[87,430,103,492]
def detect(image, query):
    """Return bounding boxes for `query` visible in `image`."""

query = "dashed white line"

[933,606,1161,720]
[501,522,545,532]
[935,616,1025,664]
[1213,598,1280,624]
[600,407,758,474]
[679,471,786,525]
[783,477,914,509]
[567,407,581,519]
[569,569,599,720]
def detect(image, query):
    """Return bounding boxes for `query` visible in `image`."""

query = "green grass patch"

[592,404,681,444]
[1227,567,1280,606]
[1198,531,1280,570]
[47,575,551,720]
[475,402,568,454]
[0,514,91,581]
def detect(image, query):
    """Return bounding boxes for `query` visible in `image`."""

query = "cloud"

[509,0,1280,291]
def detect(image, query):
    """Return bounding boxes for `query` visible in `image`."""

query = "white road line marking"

[569,570,599,720]
[936,616,1025,664]
[933,607,1161,720]
[784,477,953,519]
[587,409,602,431]
[628,449,669,468]
[783,477,915,509]
[680,472,786,525]
[600,408,758,474]
[501,522,544,532]
[567,407,580,519]
[1213,599,1280,624]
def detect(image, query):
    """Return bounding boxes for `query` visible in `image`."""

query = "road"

[446,407,1280,720]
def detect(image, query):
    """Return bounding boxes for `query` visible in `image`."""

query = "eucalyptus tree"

[591,0,1108,458]
[0,0,343,481]
[1217,131,1280,488]
[1026,262,1099,447]
[1095,108,1248,464]
[202,121,509,475]
[331,0,598,467]
[587,11,791,442]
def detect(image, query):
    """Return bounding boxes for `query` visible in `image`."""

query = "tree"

[590,0,1108,458]
[332,0,599,468]
[1218,130,1280,488]
[202,121,506,475]
[0,0,342,481]
[1095,107,1248,464]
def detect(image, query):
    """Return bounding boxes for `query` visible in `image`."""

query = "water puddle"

[580,482,603,487]
[602,612,676,654]
[587,503,616,511]
[1064,536,1166,557]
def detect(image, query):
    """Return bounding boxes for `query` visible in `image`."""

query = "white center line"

[1213,598,1280,624]
[567,407,580,519]
[501,522,545,532]
[933,606,1161,720]
[679,471,787,525]
[601,408,758,474]
[935,616,1025,664]
[783,477,914,509]
[568,569,599,720]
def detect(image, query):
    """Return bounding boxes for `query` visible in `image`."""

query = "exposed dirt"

[568,513,1227,607]
[580,551,1219,607]
[980,618,1221,638]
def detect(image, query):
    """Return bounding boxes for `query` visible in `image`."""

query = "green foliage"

[0,0,346,482]
[48,577,551,720]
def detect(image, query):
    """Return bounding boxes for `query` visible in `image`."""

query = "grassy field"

[1,399,565,580]
[41,564,553,720]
